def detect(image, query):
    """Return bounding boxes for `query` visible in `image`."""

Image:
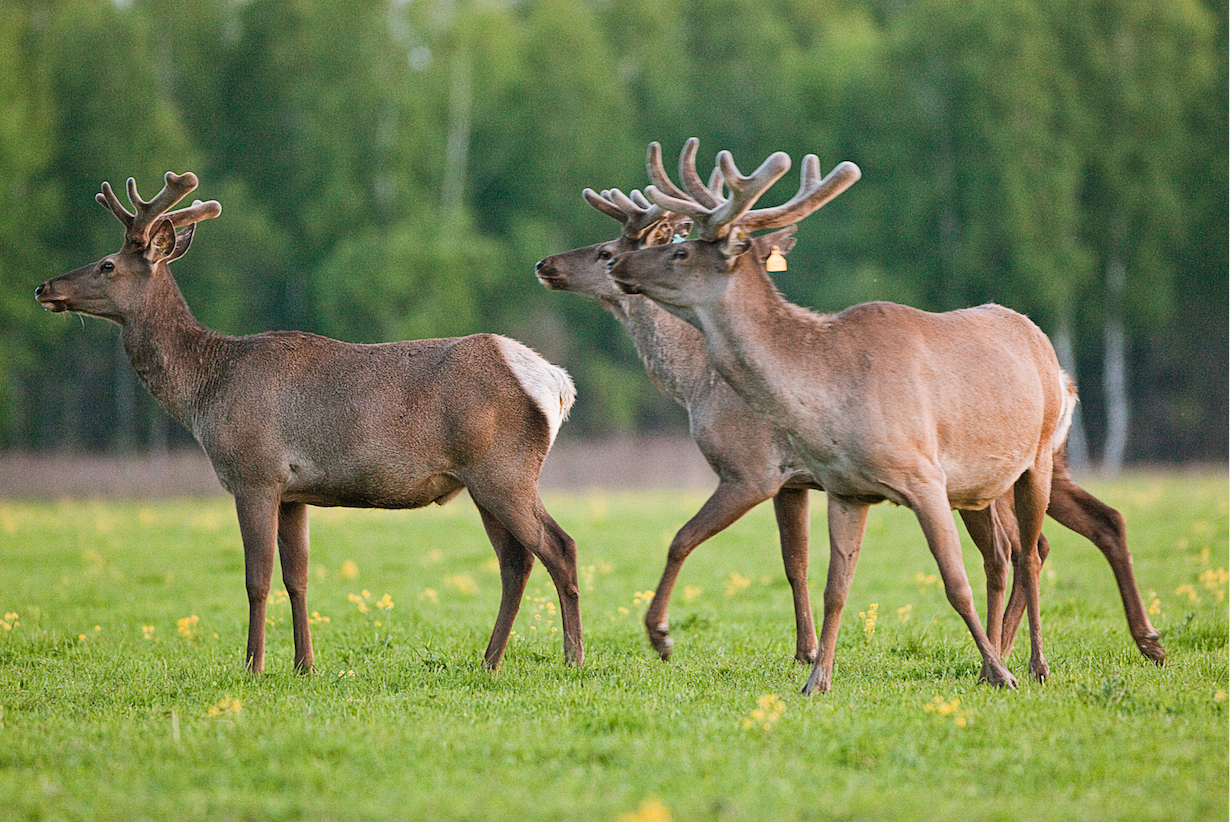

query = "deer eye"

[597,249,612,261]
[672,247,688,260]
[100,261,115,274]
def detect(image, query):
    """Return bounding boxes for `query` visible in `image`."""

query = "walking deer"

[35,172,583,673]
[536,185,824,663]
[610,141,1073,693]
[544,151,1163,674]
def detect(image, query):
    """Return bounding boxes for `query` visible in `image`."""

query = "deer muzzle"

[534,257,569,291]
[34,280,70,313]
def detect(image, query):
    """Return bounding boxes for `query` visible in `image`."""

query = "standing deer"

[542,149,1164,672]
[610,142,1072,693]
[35,172,583,673]
[536,183,824,663]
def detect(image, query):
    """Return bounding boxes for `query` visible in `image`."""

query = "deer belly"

[283,460,465,509]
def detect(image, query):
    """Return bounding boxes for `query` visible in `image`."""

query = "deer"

[35,171,583,674]
[541,149,1164,675]
[536,183,825,664]
[609,141,1075,694]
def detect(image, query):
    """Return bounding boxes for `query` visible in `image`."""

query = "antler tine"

[737,158,862,233]
[98,172,206,246]
[677,139,723,210]
[646,141,695,203]
[582,187,664,240]
[166,198,223,228]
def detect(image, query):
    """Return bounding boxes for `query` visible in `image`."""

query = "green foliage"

[0,474,1225,820]
[6,0,1226,459]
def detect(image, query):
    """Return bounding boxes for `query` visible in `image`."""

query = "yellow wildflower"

[446,574,478,596]
[618,798,671,822]
[859,603,879,637]
[725,572,751,597]
[341,560,359,580]
[206,695,242,717]
[141,625,156,640]
[742,693,787,731]
[177,616,199,639]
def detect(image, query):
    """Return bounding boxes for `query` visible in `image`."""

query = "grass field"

[0,472,1225,821]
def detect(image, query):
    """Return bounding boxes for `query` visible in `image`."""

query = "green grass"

[0,472,1226,821]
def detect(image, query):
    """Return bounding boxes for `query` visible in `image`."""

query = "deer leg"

[277,501,315,674]
[911,483,1018,689]
[959,506,1010,656]
[474,502,536,671]
[999,518,1036,662]
[773,487,817,664]
[470,488,583,666]
[234,490,281,673]
[1047,464,1164,664]
[802,494,868,695]
[1014,460,1052,683]
[643,481,770,660]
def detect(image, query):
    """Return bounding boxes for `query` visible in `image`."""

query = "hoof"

[979,661,1019,690]
[1137,636,1166,666]
[647,625,674,661]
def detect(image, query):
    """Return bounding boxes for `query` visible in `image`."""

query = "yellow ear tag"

[766,246,788,272]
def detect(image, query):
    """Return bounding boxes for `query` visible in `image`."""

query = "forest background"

[1,0,1225,471]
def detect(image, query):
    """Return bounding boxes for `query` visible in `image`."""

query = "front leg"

[234,490,281,673]
[643,481,767,660]
[278,501,315,673]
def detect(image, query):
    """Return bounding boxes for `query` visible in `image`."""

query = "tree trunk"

[1102,256,1129,474]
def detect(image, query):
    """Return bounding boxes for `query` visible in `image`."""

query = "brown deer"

[35,172,583,674]
[610,142,1073,693]
[536,185,824,664]
[542,165,1164,671]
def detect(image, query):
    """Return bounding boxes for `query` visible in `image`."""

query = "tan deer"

[35,172,583,674]
[536,185,824,663]
[610,142,1074,693]
[544,150,1163,674]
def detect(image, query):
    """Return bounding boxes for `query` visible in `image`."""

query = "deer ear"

[751,225,798,262]
[145,218,178,263]
[167,224,197,262]
[719,226,752,259]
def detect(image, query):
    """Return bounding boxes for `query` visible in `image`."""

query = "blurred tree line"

[1,0,1224,468]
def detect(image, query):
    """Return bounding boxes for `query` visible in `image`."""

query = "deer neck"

[604,293,720,407]
[691,265,836,430]
[119,274,226,430]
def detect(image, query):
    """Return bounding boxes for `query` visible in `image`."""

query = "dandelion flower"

[618,798,671,822]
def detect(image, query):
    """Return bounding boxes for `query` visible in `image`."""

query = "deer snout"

[35,280,68,312]
[534,257,568,290]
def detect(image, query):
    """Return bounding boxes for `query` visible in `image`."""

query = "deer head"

[36,172,222,324]
[608,140,859,313]
[534,187,691,298]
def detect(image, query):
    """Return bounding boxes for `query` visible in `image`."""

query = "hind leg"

[1014,456,1052,683]
[470,486,583,666]
[959,506,1010,656]
[1047,454,1164,663]
[474,503,536,671]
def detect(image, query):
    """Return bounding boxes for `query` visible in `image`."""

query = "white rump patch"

[1052,369,1078,454]
[495,336,576,448]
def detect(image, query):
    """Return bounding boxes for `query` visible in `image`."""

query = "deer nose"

[534,259,545,272]
[34,282,45,297]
